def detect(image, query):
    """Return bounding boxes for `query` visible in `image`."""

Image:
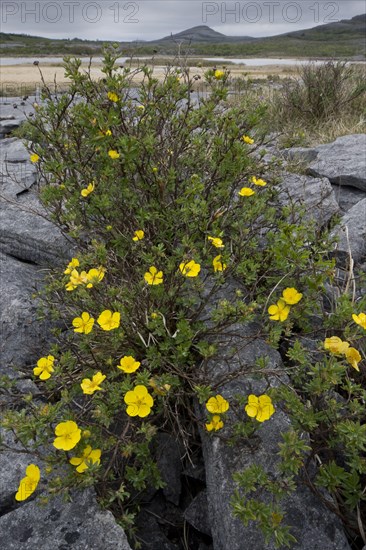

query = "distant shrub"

[276,60,366,124]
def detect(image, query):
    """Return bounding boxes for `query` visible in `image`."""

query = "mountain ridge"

[1,14,365,58]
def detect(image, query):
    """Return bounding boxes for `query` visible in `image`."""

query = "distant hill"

[1,14,365,58]
[152,25,254,44]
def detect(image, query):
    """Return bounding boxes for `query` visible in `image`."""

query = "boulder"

[278,172,340,227]
[285,135,366,192]
[0,97,36,136]
[0,139,73,265]
[0,252,51,374]
[183,490,211,537]
[0,137,31,162]
[0,202,72,265]
[309,135,366,191]
[154,433,182,506]
[331,198,366,265]
[331,184,366,213]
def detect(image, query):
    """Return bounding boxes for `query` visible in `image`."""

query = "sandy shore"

[0,61,296,95]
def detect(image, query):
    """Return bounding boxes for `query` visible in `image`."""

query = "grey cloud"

[1,0,365,40]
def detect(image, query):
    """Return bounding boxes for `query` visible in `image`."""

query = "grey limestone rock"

[278,172,340,227]
[309,134,366,192]
[284,146,318,164]
[0,97,36,136]
[0,488,132,550]
[286,134,366,192]
[331,198,366,265]
[0,252,51,373]
[0,202,72,265]
[0,429,41,508]
[155,433,182,506]
[183,490,211,537]
[331,184,366,213]
[0,138,74,265]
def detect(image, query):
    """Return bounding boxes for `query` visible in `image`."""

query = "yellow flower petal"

[238,187,255,197]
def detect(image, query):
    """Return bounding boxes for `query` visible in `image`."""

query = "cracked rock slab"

[331,198,366,265]
[278,172,340,227]
[331,184,366,213]
[0,252,51,372]
[285,135,366,192]
[0,488,132,550]
[0,202,72,265]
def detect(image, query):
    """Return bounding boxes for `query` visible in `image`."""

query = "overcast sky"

[2,0,365,40]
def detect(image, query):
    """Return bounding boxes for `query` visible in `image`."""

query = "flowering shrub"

[3,48,365,547]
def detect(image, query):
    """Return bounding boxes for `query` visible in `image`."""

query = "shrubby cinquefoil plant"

[2,47,365,547]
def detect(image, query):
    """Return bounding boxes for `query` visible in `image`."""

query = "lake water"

[203,57,328,66]
[0,56,151,66]
[0,56,366,67]
[1,56,364,67]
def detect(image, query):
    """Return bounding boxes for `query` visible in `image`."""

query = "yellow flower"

[208,236,224,249]
[33,355,55,380]
[282,287,303,305]
[179,260,201,278]
[15,464,41,501]
[345,347,361,372]
[124,385,154,418]
[64,257,79,275]
[245,394,275,422]
[242,135,254,144]
[214,69,225,79]
[205,415,224,432]
[136,105,145,112]
[30,153,40,163]
[107,91,119,102]
[70,445,101,473]
[352,312,366,330]
[268,299,290,321]
[72,312,95,334]
[144,266,163,285]
[80,372,106,394]
[69,269,89,287]
[97,310,120,331]
[238,187,255,197]
[53,420,81,451]
[118,356,141,373]
[132,230,145,241]
[81,182,95,198]
[86,267,106,288]
[151,312,159,319]
[65,281,77,291]
[251,176,267,186]
[66,267,89,291]
[324,336,350,355]
[206,395,229,414]
[212,255,227,272]
[105,129,112,136]
[108,150,120,159]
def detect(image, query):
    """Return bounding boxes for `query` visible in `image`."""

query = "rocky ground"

[0,96,365,549]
